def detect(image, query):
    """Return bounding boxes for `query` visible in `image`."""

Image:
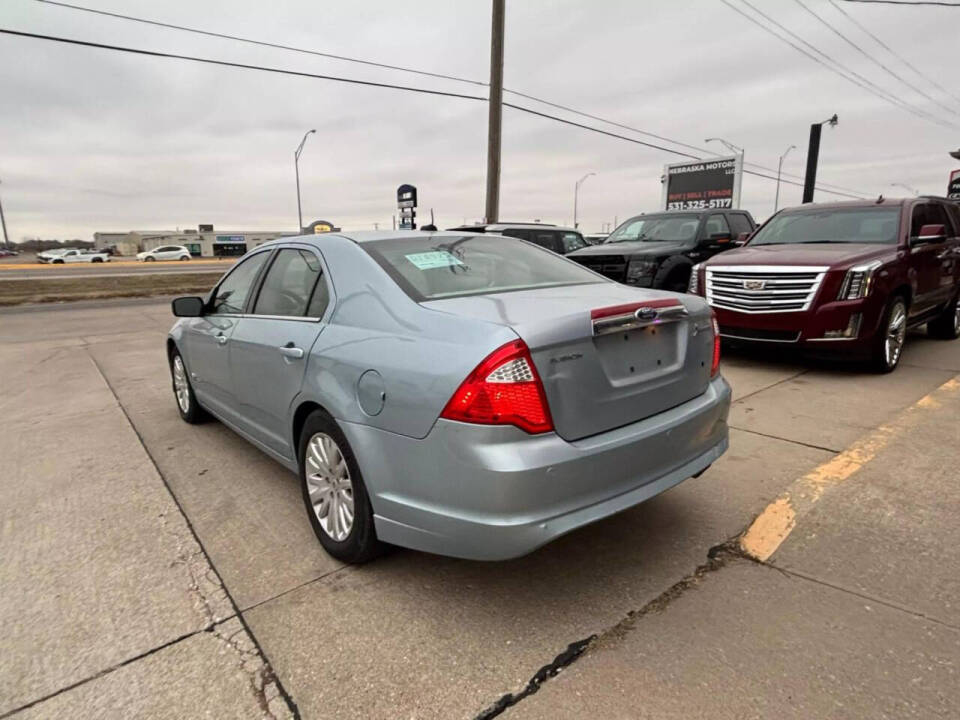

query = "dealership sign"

[397,184,417,230]
[948,169,960,201]
[661,155,743,210]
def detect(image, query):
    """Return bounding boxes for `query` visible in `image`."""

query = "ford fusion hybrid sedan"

[167,231,730,563]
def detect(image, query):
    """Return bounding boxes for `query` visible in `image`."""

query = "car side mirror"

[707,232,732,247]
[172,296,205,317]
[911,223,947,247]
[734,231,752,247]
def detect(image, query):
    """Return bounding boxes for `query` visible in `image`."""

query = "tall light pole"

[294,129,316,233]
[573,172,595,229]
[774,145,797,212]
[0,179,9,248]
[484,0,505,224]
[802,114,838,204]
[890,182,919,197]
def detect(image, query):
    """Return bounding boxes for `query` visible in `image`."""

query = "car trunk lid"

[422,284,715,441]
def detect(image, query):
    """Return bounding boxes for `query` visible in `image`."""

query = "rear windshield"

[363,235,607,301]
[606,214,701,243]
[751,207,901,246]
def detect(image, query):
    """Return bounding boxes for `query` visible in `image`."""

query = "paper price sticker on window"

[404,251,464,270]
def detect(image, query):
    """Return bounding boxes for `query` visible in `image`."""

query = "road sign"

[661,155,743,210]
[397,184,417,230]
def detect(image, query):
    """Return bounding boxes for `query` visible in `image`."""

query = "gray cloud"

[1,0,958,241]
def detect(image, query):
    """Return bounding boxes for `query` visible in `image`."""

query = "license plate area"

[594,322,684,383]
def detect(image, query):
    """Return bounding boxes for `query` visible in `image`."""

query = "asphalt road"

[0,258,236,279]
[1,298,958,719]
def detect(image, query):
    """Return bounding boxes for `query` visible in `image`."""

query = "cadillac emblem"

[743,279,766,291]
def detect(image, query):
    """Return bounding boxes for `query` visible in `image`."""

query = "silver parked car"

[167,232,730,563]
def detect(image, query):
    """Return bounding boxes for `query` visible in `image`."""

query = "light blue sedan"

[168,231,730,563]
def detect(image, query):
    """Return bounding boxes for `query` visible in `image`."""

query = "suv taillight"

[711,312,721,377]
[440,339,554,434]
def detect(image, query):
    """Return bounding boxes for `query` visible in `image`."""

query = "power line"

[725,0,957,130]
[30,0,864,195]
[838,0,960,6]
[827,0,960,107]
[792,0,960,119]
[0,26,869,199]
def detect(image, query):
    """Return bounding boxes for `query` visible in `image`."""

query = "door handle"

[278,344,304,359]
[216,334,228,345]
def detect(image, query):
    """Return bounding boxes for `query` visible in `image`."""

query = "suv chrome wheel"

[884,301,907,368]
[172,355,190,413]
[305,432,355,541]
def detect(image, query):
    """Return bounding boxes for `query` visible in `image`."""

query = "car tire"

[653,258,692,293]
[180,255,190,261]
[169,349,207,424]
[869,295,908,373]
[92,257,103,263]
[298,410,382,564]
[146,256,156,262]
[53,259,63,264]
[927,293,960,340]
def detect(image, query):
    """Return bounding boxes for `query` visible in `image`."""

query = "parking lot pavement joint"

[86,348,302,720]
[731,368,809,404]
[728,425,842,454]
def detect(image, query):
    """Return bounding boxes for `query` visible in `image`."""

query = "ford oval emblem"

[635,307,659,321]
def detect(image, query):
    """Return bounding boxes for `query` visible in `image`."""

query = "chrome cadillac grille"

[705,265,829,314]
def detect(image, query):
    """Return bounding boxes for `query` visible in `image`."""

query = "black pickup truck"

[567,209,756,291]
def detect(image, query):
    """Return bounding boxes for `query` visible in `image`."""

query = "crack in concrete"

[472,539,746,720]
[210,617,293,719]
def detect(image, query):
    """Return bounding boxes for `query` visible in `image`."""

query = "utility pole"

[484,0,505,224]
[802,114,838,204]
[0,179,9,248]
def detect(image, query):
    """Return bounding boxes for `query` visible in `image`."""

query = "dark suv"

[566,209,756,291]
[446,223,587,255]
[692,197,960,372]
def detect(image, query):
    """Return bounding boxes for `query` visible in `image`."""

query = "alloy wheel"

[172,355,190,413]
[305,432,355,542]
[885,302,907,368]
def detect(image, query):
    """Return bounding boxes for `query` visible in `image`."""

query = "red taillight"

[440,339,554,434]
[711,312,721,377]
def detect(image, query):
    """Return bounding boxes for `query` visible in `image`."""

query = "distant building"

[93,226,299,257]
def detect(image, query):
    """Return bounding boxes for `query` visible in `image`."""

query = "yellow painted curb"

[0,260,230,270]
[740,375,960,562]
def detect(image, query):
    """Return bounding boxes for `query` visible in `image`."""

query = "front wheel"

[179,255,190,261]
[145,256,156,262]
[869,296,908,373]
[53,259,63,264]
[299,410,382,563]
[927,293,960,340]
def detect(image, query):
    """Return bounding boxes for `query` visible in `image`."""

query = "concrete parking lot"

[1,298,958,719]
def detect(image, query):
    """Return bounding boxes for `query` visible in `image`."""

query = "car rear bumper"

[341,374,731,561]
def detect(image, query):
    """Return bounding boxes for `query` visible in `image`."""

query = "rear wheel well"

[293,401,330,450]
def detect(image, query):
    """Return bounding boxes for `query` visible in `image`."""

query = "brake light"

[711,312,721,377]
[440,339,554,434]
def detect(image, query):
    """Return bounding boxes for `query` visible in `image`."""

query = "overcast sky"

[1,0,958,240]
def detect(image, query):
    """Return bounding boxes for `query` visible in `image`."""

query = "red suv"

[691,197,960,372]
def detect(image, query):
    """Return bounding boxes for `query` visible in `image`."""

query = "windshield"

[605,214,700,244]
[364,235,607,301]
[750,207,901,246]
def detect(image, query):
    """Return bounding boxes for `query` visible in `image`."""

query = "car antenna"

[875,194,884,204]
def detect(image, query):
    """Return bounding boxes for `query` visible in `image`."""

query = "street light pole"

[0,179,9,248]
[774,145,797,212]
[294,129,316,233]
[704,137,743,156]
[802,114,838,204]
[573,172,595,229]
[484,0,505,224]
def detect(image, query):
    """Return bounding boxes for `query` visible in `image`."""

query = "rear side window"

[702,214,730,239]
[500,228,531,241]
[560,232,586,253]
[727,213,753,236]
[254,248,323,317]
[210,251,271,314]
[529,231,560,252]
[363,235,606,301]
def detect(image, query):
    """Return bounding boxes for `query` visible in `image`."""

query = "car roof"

[256,230,510,248]
[777,197,918,213]
[446,223,582,233]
